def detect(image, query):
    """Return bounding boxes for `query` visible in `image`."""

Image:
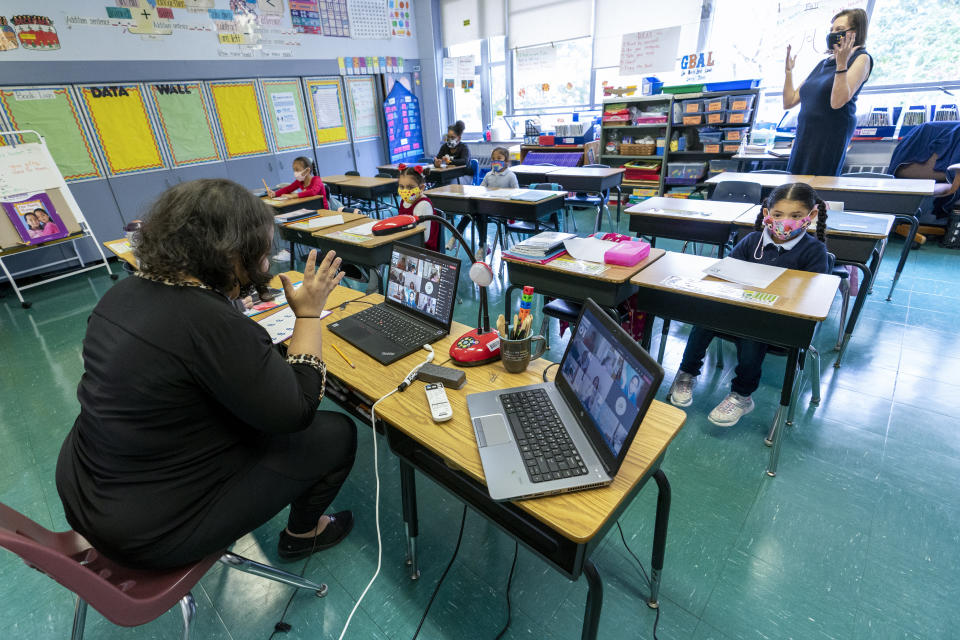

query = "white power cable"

[336,345,434,640]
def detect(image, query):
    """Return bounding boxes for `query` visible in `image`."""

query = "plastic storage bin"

[703,143,722,153]
[705,111,726,125]
[705,79,760,91]
[726,110,752,124]
[698,129,723,143]
[666,161,707,185]
[682,114,703,125]
[681,99,703,114]
[722,142,741,153]
[727,94,756,111]
[709,159,739,176]
[724,127,749,141]
[704,96,727,112]
[662,83,706,94]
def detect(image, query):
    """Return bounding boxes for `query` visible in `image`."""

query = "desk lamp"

[373,213,501,366]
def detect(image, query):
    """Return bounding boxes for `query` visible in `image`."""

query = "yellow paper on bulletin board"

[208,81,270,158]
[78,84,164,176]
[304,78,349,146]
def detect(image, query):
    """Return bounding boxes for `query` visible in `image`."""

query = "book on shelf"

[507,231,575,258]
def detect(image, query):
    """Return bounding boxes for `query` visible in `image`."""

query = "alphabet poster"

[147,81,221,166]
[78,83,165,176]
[261,78,311,151]
[207,79,271,158]
[0,86,101,181]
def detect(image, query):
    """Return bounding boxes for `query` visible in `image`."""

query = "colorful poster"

[148,82,222,166]
[304,78,349,145]
[347,0,389,39]
[388,0,412,37]
[318,0,350,36]
[442,58,456,89]
[2,192,69,246]
[0,18,19,50]
[383,81,422,163]
[78,84,165,175]
[346,77,379,140]
[261,79,311,151]
[207,80,270,158]
[10,15,60,50]
[290,0,322,33]
[0,87,101,181]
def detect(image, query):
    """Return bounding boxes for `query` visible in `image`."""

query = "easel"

[0,130,116,308]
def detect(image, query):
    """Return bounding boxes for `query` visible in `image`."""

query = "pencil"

[261,178,269,191]
[332,344,355,368]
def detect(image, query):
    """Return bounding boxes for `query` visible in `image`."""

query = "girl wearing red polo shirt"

[267,156,328,209]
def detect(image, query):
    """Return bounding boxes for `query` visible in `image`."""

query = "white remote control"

[424,383,453,422]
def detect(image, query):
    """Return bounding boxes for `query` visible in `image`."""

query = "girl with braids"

[668,182,830,427]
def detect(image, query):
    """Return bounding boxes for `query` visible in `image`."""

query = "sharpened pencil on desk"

[332,344,355,368]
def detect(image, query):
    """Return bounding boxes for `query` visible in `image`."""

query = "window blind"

[441,0,506,48]
[507,0,592,50]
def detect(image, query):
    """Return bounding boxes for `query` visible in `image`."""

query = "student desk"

[377,163,472,185]
[306,291,686,640]
[626,198,755,257]
[808,176,935,301]
[277,212,424,290]
[502,248,666,332]
[261,193,327,215]
[321,175,399,217]
[705,171,813,191]
[103,238,138,269]
[630,252,839,476]
[733,207,893,367]
[510,164,561,185]
[425,185,568,251]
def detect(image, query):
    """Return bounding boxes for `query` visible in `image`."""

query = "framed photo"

[2,192,70,245]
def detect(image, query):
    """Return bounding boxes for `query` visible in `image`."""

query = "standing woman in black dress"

[56,179,357,569]
[784,8,873,176]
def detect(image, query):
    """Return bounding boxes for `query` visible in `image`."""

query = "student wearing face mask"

[668,183,829,427]
[434,120,470,169]
[397,164,441,251]
[447,147,518,251]
[783,8,873,176]
[267,156,328,207]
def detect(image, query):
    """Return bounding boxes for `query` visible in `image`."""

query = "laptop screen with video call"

[384,243,460,329]
[557,304,660,468]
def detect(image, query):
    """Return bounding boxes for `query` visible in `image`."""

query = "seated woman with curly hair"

[56,179,357,569]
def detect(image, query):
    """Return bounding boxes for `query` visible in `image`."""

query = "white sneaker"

[708,392,755,427]
[668,372,696,407]
[272,249,291,262]
[445,237,458,251]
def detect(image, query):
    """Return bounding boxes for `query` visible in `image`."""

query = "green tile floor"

[2,212,959,639]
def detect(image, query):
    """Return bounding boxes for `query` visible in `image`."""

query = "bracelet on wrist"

[835,68,848,74]
[296,314,324,319]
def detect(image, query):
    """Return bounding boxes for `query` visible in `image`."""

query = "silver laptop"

[467,299,664,501]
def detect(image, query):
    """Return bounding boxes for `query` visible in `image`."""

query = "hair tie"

[413,165,424,175]
[397,163,407,171]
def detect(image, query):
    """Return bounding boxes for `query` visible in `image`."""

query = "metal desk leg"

[400,461,420,580]
[289,240,296,271]
[834,261,871,368]
[648,468,671,608]
[657,319,670,365]
[887,214,918,301]
[767,348,799,477]
[581,559,603,640]
[503,283,521,320]
[614,186,622,233]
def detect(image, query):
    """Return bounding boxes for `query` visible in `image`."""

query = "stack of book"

[503,231,575,263]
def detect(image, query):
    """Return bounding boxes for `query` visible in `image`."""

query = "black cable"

[268,526,321,639]
[493,542,519,640]
[542,361,559,382]
[411,506,468,640]
[616,521,659,640]
[338,299,378,311]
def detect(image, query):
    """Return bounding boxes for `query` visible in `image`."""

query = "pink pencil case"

[604,240,650,266]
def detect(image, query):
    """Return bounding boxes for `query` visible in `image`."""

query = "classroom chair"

[564,164,615,234]
[469,158,481,186]
[750,169,790,174]
[0,501,328,640]
[710,180,762,204]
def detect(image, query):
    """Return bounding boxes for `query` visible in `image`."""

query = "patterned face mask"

[491,160,506,172]
[763,214,813,241]
[398,187,421,203]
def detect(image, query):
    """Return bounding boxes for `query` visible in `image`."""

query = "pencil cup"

[499,332,547,373]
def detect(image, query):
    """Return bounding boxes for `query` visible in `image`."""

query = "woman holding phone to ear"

[783,8,873,176]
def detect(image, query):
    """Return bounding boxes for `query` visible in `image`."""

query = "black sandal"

[277,511,354,560]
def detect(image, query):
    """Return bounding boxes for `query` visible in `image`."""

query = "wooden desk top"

[626,197,754,223]
[255,279,364,322]
[630,251,840,321]
[734,206,894,240]
[510,164,560,175]
[344,176,398,187]
[313,215,425,246]
[261,194,325,209]
[103,238,137,268]
[505,247,666,283]
[705,172,814,188]
[547,167,626,178]
[320,174,355,185]
[426,184,567,204]
[282,210,367,233]
[809,175,935,196]
[733,150,791,160]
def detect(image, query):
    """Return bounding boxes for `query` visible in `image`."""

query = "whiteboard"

[0,143,65,198]
[619,27,682,75]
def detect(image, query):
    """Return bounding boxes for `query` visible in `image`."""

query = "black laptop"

[327,242,461,364]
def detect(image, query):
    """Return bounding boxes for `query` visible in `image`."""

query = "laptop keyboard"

[500,389,589,483]
[354,305,439,349]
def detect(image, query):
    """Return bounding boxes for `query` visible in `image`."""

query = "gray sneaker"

[668,372,696,407]
[708,392,755,427]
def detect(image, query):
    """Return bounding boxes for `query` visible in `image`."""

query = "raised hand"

[279,249,344,318]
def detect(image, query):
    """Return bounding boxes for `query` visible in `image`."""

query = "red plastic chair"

[0,502,327,640]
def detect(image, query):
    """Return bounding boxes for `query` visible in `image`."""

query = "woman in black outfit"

[56,179,357,570]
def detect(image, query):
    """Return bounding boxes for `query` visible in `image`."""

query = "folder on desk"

[827,211,889,235]
[510,190,556,202]
[703,257,785,289]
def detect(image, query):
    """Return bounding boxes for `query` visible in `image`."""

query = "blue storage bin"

[704,79,760,91]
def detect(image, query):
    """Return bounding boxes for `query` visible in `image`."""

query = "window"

[490,34,505,63]
[491,64,507,120]
[868,0,960,85]
[513,37,592,111]
[447,40,483,133]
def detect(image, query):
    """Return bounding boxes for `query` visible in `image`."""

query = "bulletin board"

[0,86,102,182]
[303,78,350,146]
[345,76,380,140]
[260,79,311,152]
[147,81,222,167]
[207,80,271,158]
[383,81,423,163]
[77,83,166,176]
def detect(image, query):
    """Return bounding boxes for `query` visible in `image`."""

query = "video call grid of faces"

[560,317,652,457]
[386,252,444,320]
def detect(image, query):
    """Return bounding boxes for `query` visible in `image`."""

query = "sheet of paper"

[255,307,331,344]
[288,214,344,230]
[549,256,608,275]
[702,257,785,289]
[660,276,779,306]
[562,237,617,263]
[326,230,373,243]
[346,220,376,235]
[477,188,526,198]
[312,84,343,129]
